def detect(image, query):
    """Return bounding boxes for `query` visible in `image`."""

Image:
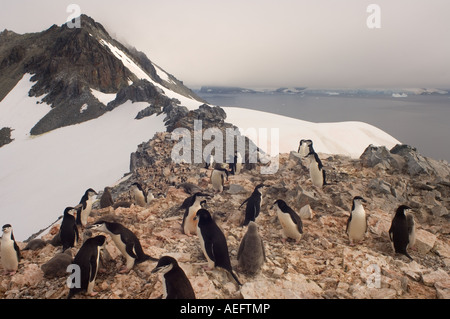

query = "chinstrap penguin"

[151,256,196,299]
[76,188,98,227]
[389,205,414,260]
[240,184,267,226]
[237,221,265,275]
[346,196,368,245]
[87,221,158,273]
[181,192,211,236]
[67,235,106,299]
[1,224,21,275]
[305,150,327,188]
[271,199,303,242]
[210,166,229,193]
[194,209,242,286]
[60,207,79,252]
[130,182,153,207]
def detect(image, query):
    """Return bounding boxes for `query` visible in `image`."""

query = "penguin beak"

[151,266,161,274]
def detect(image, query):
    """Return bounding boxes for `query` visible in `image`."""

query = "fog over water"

[198,92,450,163]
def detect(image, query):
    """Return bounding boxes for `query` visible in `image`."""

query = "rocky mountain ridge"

[0,14,204,138]
[1,130,449,299]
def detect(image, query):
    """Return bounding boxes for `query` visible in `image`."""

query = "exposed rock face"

[0,15,204,136]
[361,144,450,179]
[0,127,13,147]
[2,135,449,300]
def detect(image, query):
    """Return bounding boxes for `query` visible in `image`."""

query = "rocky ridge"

[1,132,449,299]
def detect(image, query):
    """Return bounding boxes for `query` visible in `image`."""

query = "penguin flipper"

[14,241,21,261]
[239,198,249,209]
[345,214,352,233]
[89,255,98,282]
[125,242,138,259]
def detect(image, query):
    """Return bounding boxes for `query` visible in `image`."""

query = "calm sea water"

[197,92,450,163]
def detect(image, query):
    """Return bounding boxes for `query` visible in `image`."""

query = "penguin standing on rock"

[76,188,98,227]
[88,221,158,273]
[67,235,106,299]
[181,192,211,236]
[194,209,242,286]
[151,256,196,299]
[130,182,153,207]
[210,166,229,193]
[389,205,414,260]
[1,224,21,275]
[271,200,303,242]
[305,151,327,188]
[346,196,368,245]
[60,207,79,252]
[237,221,265,275]
[240,184,267,226]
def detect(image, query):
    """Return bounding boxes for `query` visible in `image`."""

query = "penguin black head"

[85,188,98,196]
[2,224,12,233]
[63,207,77,217]
[193,192,211,200]
[151,256,178,274]
[91,235,107,247]
[352,196,367,209]
[86,220,109,232]
[396,205,412,216]
[271,199,288,211]
[255,183,268,191]
[194,209,213,224]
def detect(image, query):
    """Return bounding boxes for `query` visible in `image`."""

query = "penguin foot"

[119,266,132,273]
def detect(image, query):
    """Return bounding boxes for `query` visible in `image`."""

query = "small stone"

[415,229,437,254]
[273,267,284,278]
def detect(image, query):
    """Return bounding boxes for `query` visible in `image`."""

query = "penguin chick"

[195,209,242,286]
[100,187,114,209]
[389,205,414,260]
[41,249,73,279]
[60,207,79,252]
[406,212,416,249]
[87,221,158,273]
[1,224,21,275]
[271,199,303,243]
[346,196,368,245]
[23,239,47,251]
[240,184,267,226]
[67,235,106,299]
[151,256,196,299]
[181,192,211,236]
[76,188,98,227]
[237,221,265,276]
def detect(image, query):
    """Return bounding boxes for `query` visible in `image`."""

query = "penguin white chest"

[81,199,94,226]
[347,207,367,241]
[277,208,301,240]
[309,162,323,187]
[1,238,18,271]
[184,203,200,235]
[133,189,147,207]
[211,171,224,192]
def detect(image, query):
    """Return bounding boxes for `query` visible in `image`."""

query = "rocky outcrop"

[361,144,450,179]
[0,127,13,147]
[2,136,449,299]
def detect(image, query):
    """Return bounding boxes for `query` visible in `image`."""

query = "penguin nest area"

[1,134,450,299]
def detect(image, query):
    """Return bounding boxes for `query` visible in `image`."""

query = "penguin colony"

[0,137,429,299]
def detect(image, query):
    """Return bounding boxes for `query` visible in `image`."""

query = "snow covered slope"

[0,75,166,240]
[223,107,400,158]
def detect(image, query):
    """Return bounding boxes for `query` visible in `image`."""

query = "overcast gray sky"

[1,0,449,88]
